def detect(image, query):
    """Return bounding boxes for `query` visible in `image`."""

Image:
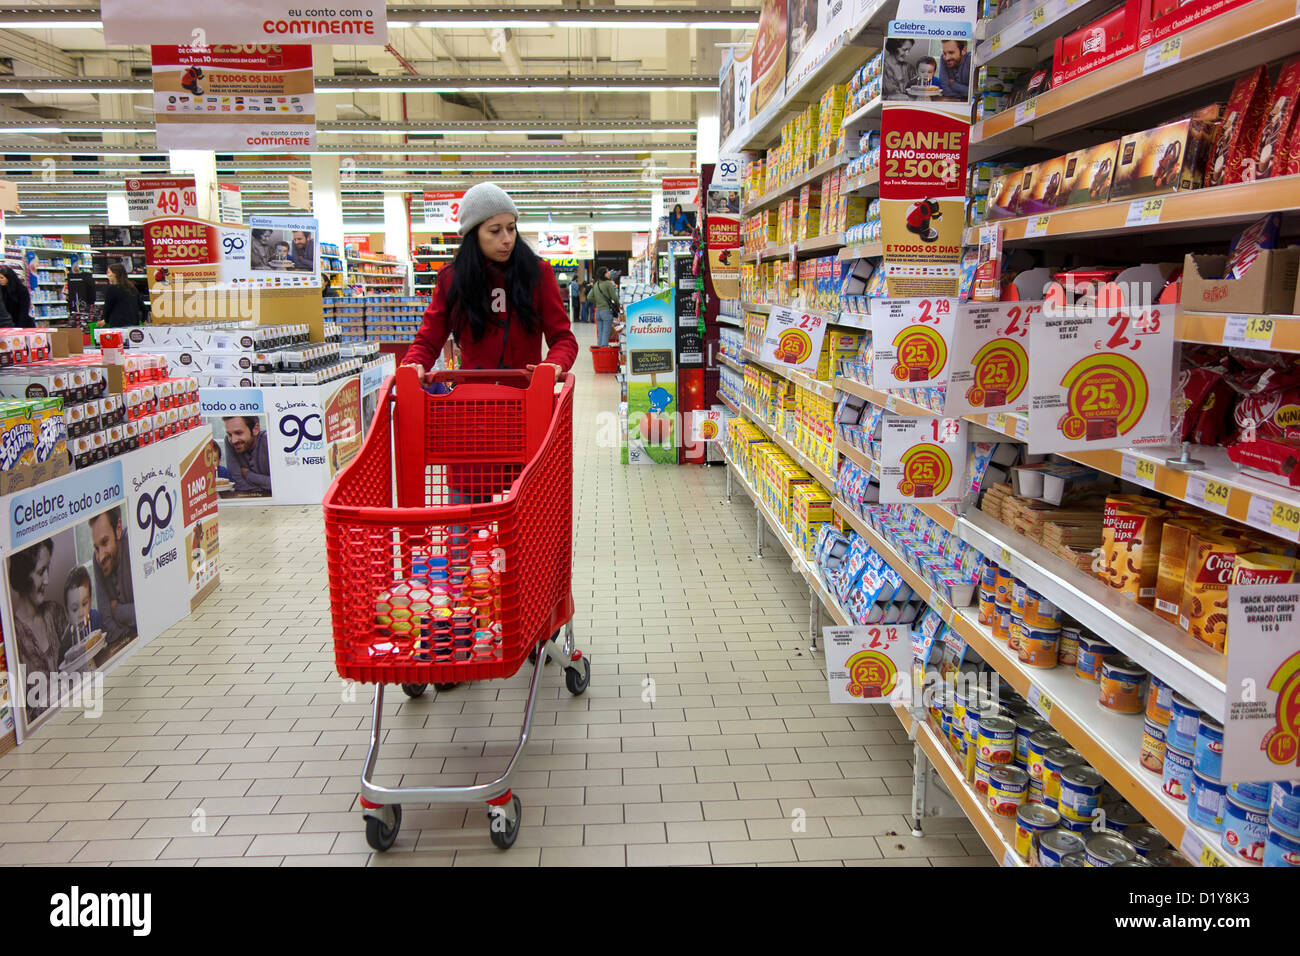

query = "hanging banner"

[825,624,913,704]
[1223,584,1300,789]
[1026,304,1176,452]
[871,296,957,389]
[247,215,319,288]
[632,233,650,258]
[422,190,464,232]
[144,216,225,288]
[0,179,19,213]
[706,214,741,301]
[151,44,316,153]
[750,0,789,120]
[218,183,243,224]
[663,177,699,237]
[759,305,831,376]
[103,0,387,46]
[788,0,855,88]
[536,228,574,257]
[574,225,595,259]
[879,414,967,504]
[718,48,752,154]
[944,301,1035,417]
[288,176,311,211]
[125,177,198,223]
[622,290,678,466]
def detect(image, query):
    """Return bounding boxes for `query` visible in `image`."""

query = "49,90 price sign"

[126,177,198,224]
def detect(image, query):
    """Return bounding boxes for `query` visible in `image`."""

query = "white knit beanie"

[457,182,519,235]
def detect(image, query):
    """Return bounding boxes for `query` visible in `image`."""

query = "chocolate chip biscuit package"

[1100,499,1171,607]
[1180,531,1250,652]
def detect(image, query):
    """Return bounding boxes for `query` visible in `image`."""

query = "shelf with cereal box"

[971,0,1300,151]
[740,349,838,402]
[739,400,838,494]
[741,151,852,216]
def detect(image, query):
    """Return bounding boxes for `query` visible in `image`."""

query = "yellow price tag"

[1245,316,1275,345]
[1199,843,1228,867]
[1272,501,1300,535]
[1030,4,1046,26]
[1135,459,1157,486]
[994,412,1008,429]
[1203,480,1231,511]
[1030,685,1054,719]
[990,32,1002,53]
[1000,547,1013,566]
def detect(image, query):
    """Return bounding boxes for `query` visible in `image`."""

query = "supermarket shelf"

[838,241,882,261]
[741,150,851,216]
[1177,310,1300,353]
[742,348,836,400]
[837,376,935,417]
[841,96,882,134]
[835,437,879,481]
[841,168,880,196]
[976,0,1115,66]
[90,245,144,252]
[1061,444,1300,546]
[903,707,1026,866]
[964,410,1030,443]
[13,246,87,257]
[91,273,145,279]
[838,499,1236,866]
[718,353,745,373]
[346,255,402,265]
[958,507,1228,718]
[740,400,838,493]
[741,300,772,315]
[797,233,846,255]
[349,270,406,278]
[964,176,1300,245]
[716,313,745,329]
[973,0,1300,149]
[719,392,740,415]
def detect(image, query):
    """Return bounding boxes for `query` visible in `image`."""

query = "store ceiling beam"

[0,119,693,135]
[0,25,78,74]
[0,75,716,95]
[0,4,758,28]
[0,141,694,155]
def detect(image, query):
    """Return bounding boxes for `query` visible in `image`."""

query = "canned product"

[993,603,1011,642]
[1085,833,1137,867]
[1059,765,1105,823]
[1222,796,1268,865]
[1014,713,1049,767]
[1103,801,1144,833]
[1011,577,1027,618]
[965,691,1000,747]
[1168,693,1201,752]
[1043,746,1086,805]
[1146,674,1172,725]
[1074,635,1116,681]
[1060,813,1094,834]
[1058,624,1081,666]
[1007,613,1024,652]
[1022,589,1063,629]
[1162,746,1194,803]
[1115,859,1153,867]
[1265,824,1300,867]
[1036,828,1086,867]
[1228,780,1270,811]
[1028,778,1046,805]
[1189,769,1227,832]
[994,566,1012,605]
[1147,848,1194,867]
[976,715,1016,765]
[988,765,1029,817]
[1018,625,1060,668]
[1271,781,1300,836]
[1060,851,1087,866]
[1124,825,1170,857]
[1099,656,1147,713]
[978,587,997,625]
[1015,803,1059,861]
[1193,714,1224,780]
[981,559,998,590]
[1027,730,1068,782]
[1140,718,1167,774]
[974,757,994,796]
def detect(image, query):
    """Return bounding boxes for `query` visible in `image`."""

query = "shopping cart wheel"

[488,794,522,849]
[434,682,460,692]
[400,683,428,698]
[365,805,402,852]
[564,655,591,696]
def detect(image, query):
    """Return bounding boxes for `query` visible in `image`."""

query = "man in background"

[223,416,272,494]
[937,39,971,100]
[88,509,136,645]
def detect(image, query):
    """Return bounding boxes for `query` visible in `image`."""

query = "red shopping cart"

[323,363,589,851]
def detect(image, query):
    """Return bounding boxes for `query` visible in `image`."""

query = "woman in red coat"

[404,182,578,375]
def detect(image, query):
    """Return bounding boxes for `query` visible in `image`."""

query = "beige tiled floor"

[0,322,991,867]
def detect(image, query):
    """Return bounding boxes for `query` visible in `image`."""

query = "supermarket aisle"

[0,323,990,867]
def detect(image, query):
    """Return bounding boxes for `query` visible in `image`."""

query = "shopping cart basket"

[323,364,589,851]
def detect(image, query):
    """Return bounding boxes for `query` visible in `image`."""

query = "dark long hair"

[440,224,542,344]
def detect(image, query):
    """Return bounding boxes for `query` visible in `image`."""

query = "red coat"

[404,260,578,372]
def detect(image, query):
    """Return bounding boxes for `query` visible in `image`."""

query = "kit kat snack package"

[1257,57,1300,179]
[1206,66,1270,187]
[1060,140,1119,207]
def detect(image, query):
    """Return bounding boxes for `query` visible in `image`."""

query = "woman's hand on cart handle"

[527,363,564,390]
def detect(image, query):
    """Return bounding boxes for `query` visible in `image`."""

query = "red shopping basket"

[323,364,575,686]
[590,345,620,373]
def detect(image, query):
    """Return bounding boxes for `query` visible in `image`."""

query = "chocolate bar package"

[1207,66,1270,187]
[1020,156,1069,215]
[1258,57,1300,178]
[1060,140,1119,207]
[1111,114,1217,200]
[986,168,1030,221]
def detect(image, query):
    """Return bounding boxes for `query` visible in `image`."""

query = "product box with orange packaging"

[987,167,1032,220]
[1052,0,1142,88]
[1110,111,1218,200]
[1136,0,1256,49]
[1060,140,1119,206]
[1257,58,1300,179]
[1206,66,1270,187]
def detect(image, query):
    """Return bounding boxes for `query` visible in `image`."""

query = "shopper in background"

[88,509,136,645]
[568,273,581,323]
[101,264,143,327]
[588,266,620,348]
[404,182,577,374]
[580,277,594,324]
[0,266,33,327]
[8,540,71,721]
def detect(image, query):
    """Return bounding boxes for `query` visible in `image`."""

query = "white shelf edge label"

[1014,96,1037,126]
[1121,454,1158,489]
[1024,214,1051,239]
[1245,494,1300,542]
[1002,847,1019,867]
[1028,684,1054,719]
[1185,475,1231,516]
[1142,35,1183,75]
[1014,416,1028,441]
[1126,197,1164,226]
